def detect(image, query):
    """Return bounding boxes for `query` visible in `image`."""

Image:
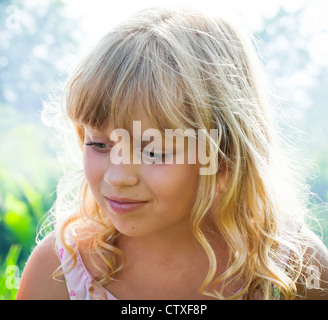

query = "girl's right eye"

[85,141,111,153]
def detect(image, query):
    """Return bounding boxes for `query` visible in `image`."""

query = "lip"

[105,197,148,215]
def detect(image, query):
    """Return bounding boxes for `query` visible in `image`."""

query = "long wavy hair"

[43,6,316,299]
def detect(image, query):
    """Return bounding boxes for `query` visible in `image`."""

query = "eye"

[143,149,161,159]
[142,148,171,162]
[85,141,111,153]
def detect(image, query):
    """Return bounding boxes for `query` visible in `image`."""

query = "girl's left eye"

[142,149,171,162]
[143,150,163,159]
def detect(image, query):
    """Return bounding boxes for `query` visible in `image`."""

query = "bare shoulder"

[296,226,328,300]
[16,231,69,300]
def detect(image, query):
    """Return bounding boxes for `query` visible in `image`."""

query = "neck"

[118,216,203,261]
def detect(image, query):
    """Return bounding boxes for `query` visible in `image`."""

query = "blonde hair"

[44,6,317,299]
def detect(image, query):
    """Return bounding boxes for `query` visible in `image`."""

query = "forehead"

[83,109,197,150]
[83,109,162,136]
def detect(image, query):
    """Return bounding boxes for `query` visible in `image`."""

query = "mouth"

[105,197,148,215]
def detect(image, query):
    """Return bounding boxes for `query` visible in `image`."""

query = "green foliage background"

[0,0,78,299]
[0,1,327,299]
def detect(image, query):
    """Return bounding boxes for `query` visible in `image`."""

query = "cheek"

[83,149,106,188]
[145,163,199,206]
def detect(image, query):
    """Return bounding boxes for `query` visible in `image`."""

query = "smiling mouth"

[105,197,148,215]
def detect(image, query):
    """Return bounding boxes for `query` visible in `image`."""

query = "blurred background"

[0,0,327,299]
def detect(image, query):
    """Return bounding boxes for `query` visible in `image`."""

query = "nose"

[104,162,139,188]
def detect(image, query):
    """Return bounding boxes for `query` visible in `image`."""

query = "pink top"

[56,234,117,300]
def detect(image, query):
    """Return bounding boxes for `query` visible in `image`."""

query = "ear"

[216,161,228,195]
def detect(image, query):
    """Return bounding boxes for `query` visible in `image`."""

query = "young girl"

[17,6,328,300]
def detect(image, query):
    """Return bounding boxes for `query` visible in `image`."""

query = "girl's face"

[83,111,200,238]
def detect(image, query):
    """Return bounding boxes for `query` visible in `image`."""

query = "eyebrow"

[138,138,165,148]
[84,132,110,141]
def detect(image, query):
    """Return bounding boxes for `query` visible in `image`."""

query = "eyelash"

[85,142,111,153]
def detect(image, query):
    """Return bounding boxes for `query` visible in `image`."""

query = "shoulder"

[16,231,70,300]
[296,226,328,300]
